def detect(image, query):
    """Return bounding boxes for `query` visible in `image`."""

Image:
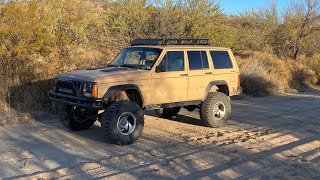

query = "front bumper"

[48,90,104,109]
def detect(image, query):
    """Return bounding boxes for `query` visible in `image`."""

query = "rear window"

[187,51,209,70]
[210,51,233,69]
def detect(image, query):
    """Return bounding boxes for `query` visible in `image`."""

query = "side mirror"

[155,66,166,73]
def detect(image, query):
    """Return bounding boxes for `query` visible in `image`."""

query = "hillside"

[0,0,319,112]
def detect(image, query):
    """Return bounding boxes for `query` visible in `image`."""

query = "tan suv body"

[53,46,240,107]
[49,39,242,145]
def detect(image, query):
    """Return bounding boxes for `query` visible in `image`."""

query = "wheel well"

[217,85,229,96]
[125,89,143,107]
[203,82,229,101]
[106,89,143,107]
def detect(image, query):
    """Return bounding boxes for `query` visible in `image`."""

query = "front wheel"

[100,101,144,145]
[200,92,231,127]
[58,104,96,131]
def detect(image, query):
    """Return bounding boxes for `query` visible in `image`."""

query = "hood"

[57,67,150,83]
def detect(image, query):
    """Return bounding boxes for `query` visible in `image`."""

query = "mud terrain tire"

[58,104,96,131]
[200,92,231,127]
[101,101,144,145]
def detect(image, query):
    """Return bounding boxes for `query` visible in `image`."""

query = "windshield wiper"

[108,64,120,67]
[109,64,144,70]
[120,64,137,69]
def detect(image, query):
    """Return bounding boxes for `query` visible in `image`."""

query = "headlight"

[83,82,98,98]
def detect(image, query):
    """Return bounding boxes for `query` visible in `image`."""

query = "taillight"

[238,74,241,87]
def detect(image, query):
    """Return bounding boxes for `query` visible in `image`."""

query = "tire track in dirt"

[16,113,320,179]
[3,96,320,179]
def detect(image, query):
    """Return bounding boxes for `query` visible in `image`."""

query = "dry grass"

[0,47,115,117]
[237,51,319,96]
[295,54,320,86]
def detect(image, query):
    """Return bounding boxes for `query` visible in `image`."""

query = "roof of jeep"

[127,45,230,51]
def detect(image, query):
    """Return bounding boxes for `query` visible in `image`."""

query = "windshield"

[110,47,162,70]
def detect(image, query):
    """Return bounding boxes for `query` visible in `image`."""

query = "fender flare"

[104,84,144,107]
[202,80,229,100]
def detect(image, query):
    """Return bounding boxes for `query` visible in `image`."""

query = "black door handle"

[205,72,212,75]
[180,74,188,76]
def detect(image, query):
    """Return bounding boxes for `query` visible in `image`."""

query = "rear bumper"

[48,90,104,109]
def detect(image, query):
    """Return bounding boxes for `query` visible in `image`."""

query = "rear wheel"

[200,92,231,127]
[155,107,181,118]
[100,101,144,145]
[58,104,96,131]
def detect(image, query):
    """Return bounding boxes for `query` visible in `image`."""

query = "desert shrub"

[296,54,320,85]
[0,0,114,111]
[237,51,320,96]
[237,52,292,96]
[289,62,317,89]
[239,72,277,96]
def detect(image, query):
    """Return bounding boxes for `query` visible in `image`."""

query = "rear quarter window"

[210,51,233,69]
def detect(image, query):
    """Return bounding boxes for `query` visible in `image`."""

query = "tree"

[275,0,320,59]
[231,2,279,52]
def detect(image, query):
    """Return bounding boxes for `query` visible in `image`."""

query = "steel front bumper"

[48,90,104,109]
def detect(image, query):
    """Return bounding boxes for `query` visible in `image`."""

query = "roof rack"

[130,38,210,46]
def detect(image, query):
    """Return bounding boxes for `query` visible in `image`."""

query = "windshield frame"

[109,47,163,70]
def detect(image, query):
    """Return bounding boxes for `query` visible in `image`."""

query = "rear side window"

[210,51,233,69]
[187,51,209,70]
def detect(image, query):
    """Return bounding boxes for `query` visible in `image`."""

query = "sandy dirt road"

[0,93,319,179]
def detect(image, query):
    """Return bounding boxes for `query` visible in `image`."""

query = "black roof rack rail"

[130,38,210,46]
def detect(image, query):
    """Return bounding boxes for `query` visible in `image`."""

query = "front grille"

[56,80,80,96]
[58,80,74,89]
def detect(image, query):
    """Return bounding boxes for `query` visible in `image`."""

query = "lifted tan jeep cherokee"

[49,39,242,145]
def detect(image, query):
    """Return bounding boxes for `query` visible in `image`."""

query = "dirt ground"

[0,92,319,179]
